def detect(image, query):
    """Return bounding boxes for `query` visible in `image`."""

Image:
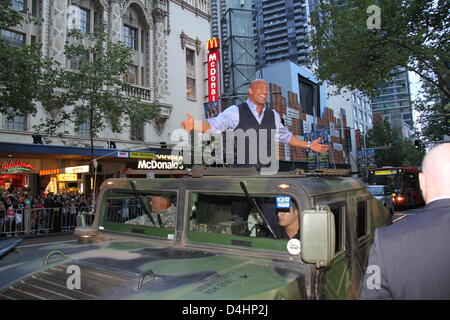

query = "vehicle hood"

[0,239,307,300]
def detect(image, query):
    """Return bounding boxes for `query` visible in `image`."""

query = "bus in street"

[367,166,425,209]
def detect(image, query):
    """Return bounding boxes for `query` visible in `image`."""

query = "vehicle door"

[315,199,348,300]
[346,193,371,299]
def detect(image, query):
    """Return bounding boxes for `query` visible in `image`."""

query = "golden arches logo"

[206,37,220,51]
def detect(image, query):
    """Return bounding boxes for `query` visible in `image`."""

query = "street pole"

[363,127,368,180]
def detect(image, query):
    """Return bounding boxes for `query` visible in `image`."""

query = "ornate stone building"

[1,0,211,148]
[0,0,211,193]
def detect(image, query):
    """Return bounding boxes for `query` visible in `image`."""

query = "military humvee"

[0,168,391,300]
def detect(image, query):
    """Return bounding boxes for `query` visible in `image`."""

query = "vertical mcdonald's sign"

[207,37,220,102]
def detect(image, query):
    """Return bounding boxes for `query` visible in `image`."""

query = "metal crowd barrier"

[106,203,143,224]
[0,206,94,237]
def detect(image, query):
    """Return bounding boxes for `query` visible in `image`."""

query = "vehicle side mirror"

[301,205,335,268]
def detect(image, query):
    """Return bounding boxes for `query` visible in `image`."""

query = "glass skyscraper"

[371,67,414,130]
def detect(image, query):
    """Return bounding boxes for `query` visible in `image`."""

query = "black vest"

[234,102,276,168]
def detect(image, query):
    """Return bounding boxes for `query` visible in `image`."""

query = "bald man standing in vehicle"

[181,79,329,237]
[181,79,329,169]
[360,143,450,299]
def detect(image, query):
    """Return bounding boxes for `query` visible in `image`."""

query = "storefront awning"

[0,142,173,159]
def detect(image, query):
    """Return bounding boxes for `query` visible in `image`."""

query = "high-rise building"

[253,0,310,67]
[370,67,414,135]
[214,0,260,106]
[211,0,312,105]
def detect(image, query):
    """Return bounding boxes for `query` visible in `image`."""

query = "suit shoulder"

[378,206,450,240]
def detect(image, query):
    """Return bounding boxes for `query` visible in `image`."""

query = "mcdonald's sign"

[206,37,220,51]
[207,51,220,102]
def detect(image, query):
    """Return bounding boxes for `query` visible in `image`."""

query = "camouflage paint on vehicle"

[0,172,391,300]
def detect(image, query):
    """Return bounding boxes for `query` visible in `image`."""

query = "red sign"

[1,160,35,172]
[207,51,220,102]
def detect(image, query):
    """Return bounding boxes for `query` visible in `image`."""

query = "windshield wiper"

[130,180,156,227]
[239,181,277,239]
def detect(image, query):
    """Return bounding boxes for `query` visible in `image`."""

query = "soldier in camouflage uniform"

[125,196,176,228]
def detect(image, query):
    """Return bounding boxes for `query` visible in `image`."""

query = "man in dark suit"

[360,143,450,299]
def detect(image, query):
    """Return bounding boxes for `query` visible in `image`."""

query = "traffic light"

[414,140,420,150]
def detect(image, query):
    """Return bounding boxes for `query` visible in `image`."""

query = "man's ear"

[419,172,426,196]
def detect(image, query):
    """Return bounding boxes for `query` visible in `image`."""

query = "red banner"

[207,51,220,102]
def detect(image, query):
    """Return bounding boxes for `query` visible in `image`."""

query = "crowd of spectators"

[0,187,93,235]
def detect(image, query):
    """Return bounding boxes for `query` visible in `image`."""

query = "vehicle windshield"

[187,192,300,253]
[102,190,177,239]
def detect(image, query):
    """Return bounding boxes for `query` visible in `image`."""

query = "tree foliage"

[414,80,449,143]
[1,1,159,140]
[310,0,449,98]
[0,0,44,118]
[0,0,21,29]
[366,120,424,167]
[33,26,159,141]
[0,41,43,118]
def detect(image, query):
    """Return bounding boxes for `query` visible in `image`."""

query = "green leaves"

[414,81,449,143]
[310,0,449,99]
[366,120,424,167]
[37,25,159,137]
[0,0,22,29]
[0,40,43,118]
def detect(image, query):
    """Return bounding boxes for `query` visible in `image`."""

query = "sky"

[409,71,422,126]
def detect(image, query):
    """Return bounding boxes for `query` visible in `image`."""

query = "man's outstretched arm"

[288,136,330,153]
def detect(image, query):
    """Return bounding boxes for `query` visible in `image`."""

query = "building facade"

[253,0,310,67]
[213,0,259,105]
[371,67,414,136]
[0,0,211,194]
[327,85,373,174]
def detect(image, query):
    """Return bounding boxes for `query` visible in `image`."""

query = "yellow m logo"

[206,37,220,51]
